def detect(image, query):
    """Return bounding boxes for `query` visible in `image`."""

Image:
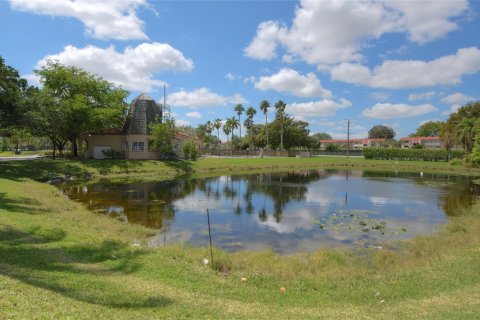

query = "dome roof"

[123,93,162,134]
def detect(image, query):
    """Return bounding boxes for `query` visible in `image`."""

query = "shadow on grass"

[0,193,50,214]
[163,160,194,175]
[0,160,91,182]
[80,159,143,175]
[0,226,173,308]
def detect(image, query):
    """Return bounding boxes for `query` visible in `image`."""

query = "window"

[132,141,144,151]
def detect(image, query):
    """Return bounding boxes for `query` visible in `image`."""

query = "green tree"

[309,132,332,149]
[244,107,257,150]
[225,117,240,148]
[411,121,443,137]
[34,60,129,157]
[268,114,310,150]
[0,56,29,134]
[213,118,222,147]
[150,119,176,157]
[368,125,395,139]
[274,100,287,150]
[259,100,270,148]
[456,117,479,153]
[234,104,245,141]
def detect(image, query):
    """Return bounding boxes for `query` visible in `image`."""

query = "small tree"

[182,140,198,160]
[368,125,395,139]
[150,119,176,158]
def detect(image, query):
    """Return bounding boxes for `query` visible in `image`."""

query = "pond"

[61,170,480,254]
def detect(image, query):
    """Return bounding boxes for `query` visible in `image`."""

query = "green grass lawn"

[0,157,479,318]
[0,150,39,157]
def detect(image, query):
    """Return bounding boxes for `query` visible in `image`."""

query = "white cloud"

[168,88,247,108]
[287,99,351,118]
[35,43,194,91]
[442,104,462,116]
[362,103,437,119]
[185,111,202,119]
[244,20,282,60]
[254,68,331,98]
[408,91,437,101]
[9,0,148,40]
[175,119,191,126]
[441,92,475,105]
[225,73,236,81]
[331,47,480,89]
[245,0,468,66]
[370,92,389,101]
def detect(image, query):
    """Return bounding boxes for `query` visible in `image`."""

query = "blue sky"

[1,0,479,140]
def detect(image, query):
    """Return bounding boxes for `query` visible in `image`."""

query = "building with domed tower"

[81,93,201,159]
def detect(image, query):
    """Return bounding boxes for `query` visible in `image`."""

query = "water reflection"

[61,170,479,254]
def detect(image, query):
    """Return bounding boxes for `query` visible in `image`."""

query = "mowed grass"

[0,157,479,318]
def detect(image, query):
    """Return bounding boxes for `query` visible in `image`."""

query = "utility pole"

[346,119,350,158]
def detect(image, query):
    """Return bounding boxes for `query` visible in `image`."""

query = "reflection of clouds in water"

[255,209,315,234]
[173,193,224,213]
[369,196,426,206]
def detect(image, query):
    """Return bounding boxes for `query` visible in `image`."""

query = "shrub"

[182,141,198,160]
[101,149,122,159]
[325,143,339,151]
[362,148,464,161]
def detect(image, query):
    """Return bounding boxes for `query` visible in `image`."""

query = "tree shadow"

[163,160,193,175]
[80,159,143,175]
[0,160,91,182]
[0,226,172,309]
[0,193,50,214]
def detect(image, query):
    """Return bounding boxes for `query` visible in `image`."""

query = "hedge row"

[362,148,465,161]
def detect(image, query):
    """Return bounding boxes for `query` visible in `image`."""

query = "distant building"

[80,93,201,159]
[319,138,386,150]
[400,136,442,149]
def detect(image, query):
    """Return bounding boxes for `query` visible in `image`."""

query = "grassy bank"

[1,157,479,318]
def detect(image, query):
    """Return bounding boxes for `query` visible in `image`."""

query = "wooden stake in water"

[207,209,214,269]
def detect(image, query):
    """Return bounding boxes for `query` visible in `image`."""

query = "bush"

[101,149,123,159]
[182,141,198,160]
[362,148,464,161]
[325,143,339,151]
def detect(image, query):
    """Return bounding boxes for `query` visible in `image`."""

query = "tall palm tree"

[213,118,222,144]
[223,120,232,146]
[226,116,240,148]
[275,100,287,150]
[244,107,256,150]
[234,104,245,142]
[456,118,479,153]
[260,100,270,148]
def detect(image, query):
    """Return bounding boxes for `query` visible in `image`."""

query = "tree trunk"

[70,137,79,157]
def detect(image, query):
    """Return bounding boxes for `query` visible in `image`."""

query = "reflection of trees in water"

[246,170,325,223]
[362,170,480,217]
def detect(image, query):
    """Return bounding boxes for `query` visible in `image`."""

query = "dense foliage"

[363,148,464,161]
[368,125,395,139]
[150,119,175,157]
[411,121,443,137]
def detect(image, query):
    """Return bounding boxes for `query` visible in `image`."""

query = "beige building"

[319,138,386,150]
[400,136,442,149]
[80,93,201,160]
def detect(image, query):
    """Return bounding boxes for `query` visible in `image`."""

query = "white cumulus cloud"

[330,47,480,89]
[287,99,351,118]
[185,111,202,119]
[35,43,194,91]
[254,68,331,98]
[168,88,248,108]
[245,0,469,66]
[362,103,437,119]
[441,92,475,105]
[408,91,437,101]
[9,0,149,40]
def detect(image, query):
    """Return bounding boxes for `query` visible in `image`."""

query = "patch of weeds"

[313,210,408,236]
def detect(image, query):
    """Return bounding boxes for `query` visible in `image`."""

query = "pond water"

[61,170,480,254]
